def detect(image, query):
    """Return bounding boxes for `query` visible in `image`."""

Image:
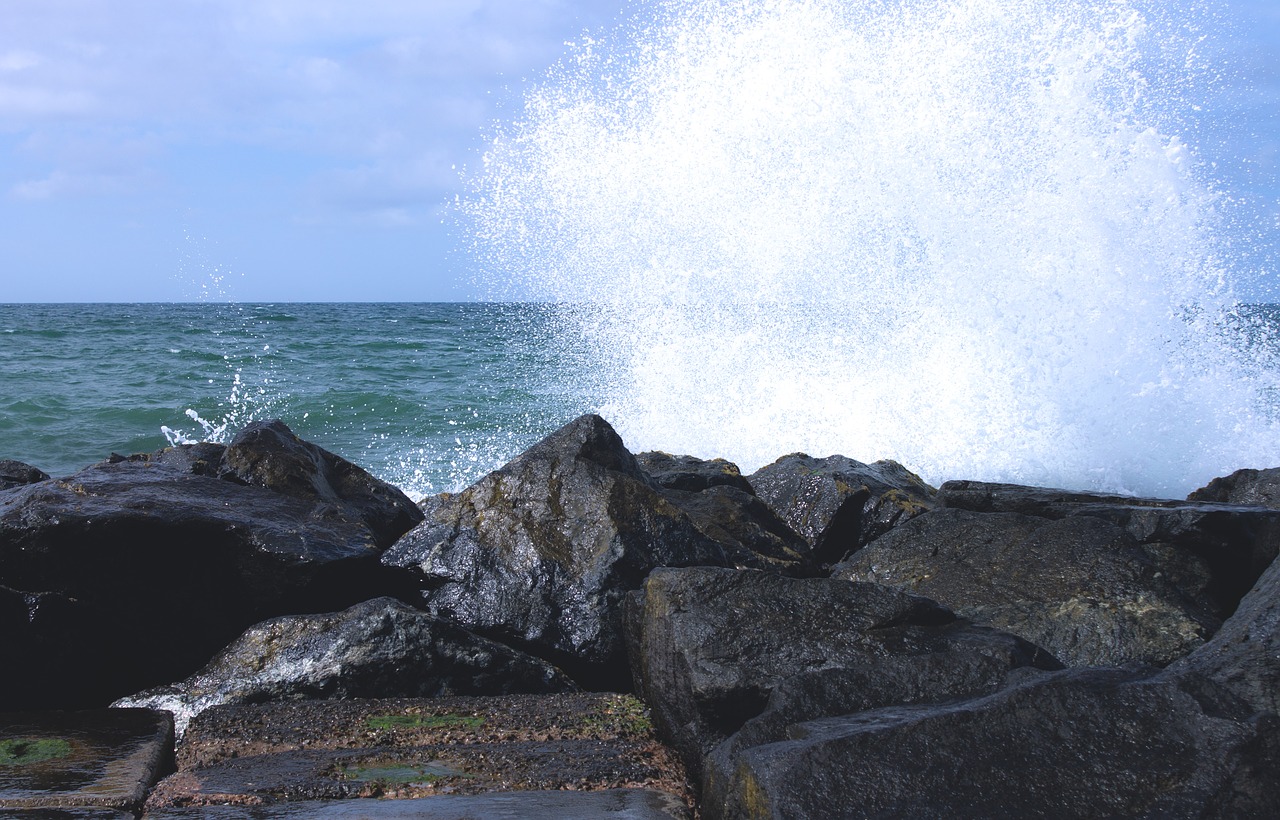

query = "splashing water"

[465,0,1279,497]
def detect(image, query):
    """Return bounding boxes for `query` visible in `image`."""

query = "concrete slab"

[0,709,173,813]
[144,788,688,818]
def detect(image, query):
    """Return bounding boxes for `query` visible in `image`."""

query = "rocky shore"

[2,415,1279,817]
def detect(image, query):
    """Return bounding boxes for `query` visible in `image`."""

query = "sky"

[0,0,1277,303]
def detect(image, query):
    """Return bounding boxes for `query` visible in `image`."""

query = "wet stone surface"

[146,694,691,813]
[0,709,173,812]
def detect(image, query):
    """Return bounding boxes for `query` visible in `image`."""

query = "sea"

[0,302,589,500]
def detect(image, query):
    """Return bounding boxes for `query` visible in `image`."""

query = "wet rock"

[748,454,934,566]
[1172,545,1280,717]
[627,566,1057,784]
[114,597,578,737]
[144,790,690,819]
[0,460,49,491]
[720,668,1280,819]
[144,694,690,814]
[635,452,754,494]
[0,708,172,814]
[657,486,807,571]
[0,423,421,708]
[1189,467,1280,508]
[381,415,727,687]
[834,508,1219,667]
[937,479,1280,620]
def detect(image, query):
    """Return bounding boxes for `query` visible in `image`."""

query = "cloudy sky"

[1,0,1277,302]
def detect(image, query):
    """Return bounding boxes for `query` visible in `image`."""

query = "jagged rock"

[937,480,1280,620]
[114,597,578,737]
[833,508,1220,667]
[381,415,727,687]
[626,566,1058,784]
[635,452,754,494]
[719,667,1280,819]
[748,454,934,565]
[0,422,421,708]
[0,459,49,491]
[1189,467,1280,508]
[657,486,807,571]
[1172,545,1280,716]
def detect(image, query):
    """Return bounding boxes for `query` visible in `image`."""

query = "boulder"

[1189,467,1280,508]
[381,415,727,688]
[833,508,1219,667]
[0,422,422,708]
[656,486,808,571]
[937,480,1280,620]
[635,452,755,494]
[114,597,578,737]
[1172,544,1280,716]
[626,566,1059,785]
[718,667,1280,819]
[748,454,934,566]
[0,459,49,491]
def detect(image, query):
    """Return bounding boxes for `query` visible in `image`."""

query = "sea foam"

[466,0,1279,497]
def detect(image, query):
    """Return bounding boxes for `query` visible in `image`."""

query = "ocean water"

[0,302,589,500]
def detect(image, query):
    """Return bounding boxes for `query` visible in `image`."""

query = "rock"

[143,694,690,813]
[937,479,1280,621]
[222,420,424,548]
[657,486,807,571]
[718,667,1280,819]
[114,597,578,737]
[627,566,1058,785]
[748,454,934,566]
[635,452,754,494]
[0,460,49,491]
[0,708,173,814]
[381,415,727,687]
[1172,545,1280,716]
[0,423,421,708]
[833,508,1220,667]
[1189,467,1280,508]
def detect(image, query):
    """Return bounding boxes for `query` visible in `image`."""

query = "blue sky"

[0,0,1277,302]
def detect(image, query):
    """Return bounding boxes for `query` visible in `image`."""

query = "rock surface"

[626,566,1059,784]
[834,507,1221,667]
[748,454,934,566]
[0,423,422,708]
[0,708,173,813]
[1189,466,1280,508]
[144,694,690,814]
[0,459,49,491]
[720,668,1280,819]
[656,486,807,571]
[115,597,577,737]
[634,452,754,494]
[381,415,727,687]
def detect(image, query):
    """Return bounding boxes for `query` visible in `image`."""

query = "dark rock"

[114,597,578,737]
[635,452,754,494]
[0,424,421,708]
[833,508,1219,667]
[222,420,424,548]
[144,694,690,813]
[0,708,173,814]
[1172,545,1280,717]
[0,460,49,491]
[381,415,727,687]
[658,486,807,570]
[937,479,1280,619]
[1190,467,1280,508]
[627,566,1058,784]
[748,454,934,566]
[719,668,1280,819]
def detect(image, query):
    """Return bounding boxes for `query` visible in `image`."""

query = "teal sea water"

[0,302,586,499]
